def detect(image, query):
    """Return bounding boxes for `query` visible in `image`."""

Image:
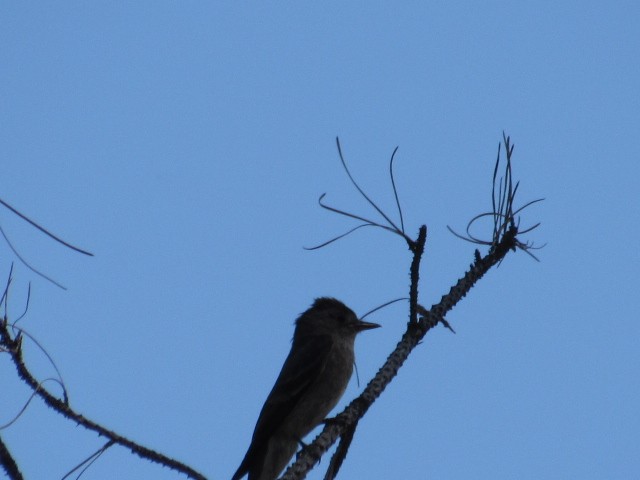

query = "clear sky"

[1,2,638,479]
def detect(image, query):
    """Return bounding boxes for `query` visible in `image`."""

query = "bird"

[231,297,380,480]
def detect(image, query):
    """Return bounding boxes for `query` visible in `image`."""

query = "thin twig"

[303,224,378,250]
[335,138,403,235]
[311,140,414,248]
[359,297,408,321]
[61,440,115,480]
[0,378,63,429]
[448,134,543,259]
[0,224,67,289]
[0,198,93,256]
[388,146,405,235]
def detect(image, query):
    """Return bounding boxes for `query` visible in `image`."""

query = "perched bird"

[232,297,380,480]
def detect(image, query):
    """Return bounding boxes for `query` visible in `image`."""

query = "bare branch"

[316,193,404,238]
[310,140,415,249]
[61,440,115,480]
[0,197,93,256]
[335,138,403,234]
[323,422,356,480]
[0,275,207,480]
[0,378,63,429]
[0,198,94,290]
[0,224,68,289]
[359,297,408,321]
[282,133,540,479]
[448,133,544,260]
[0,434,24,480]
[303,223,378,250]
[388,146,405,235]
[5,326,69,404]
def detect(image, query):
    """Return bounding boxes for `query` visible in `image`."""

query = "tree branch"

[283,133,538,479]
[0,434,24,480]
[281,224,517,479]
[0,313,207,480]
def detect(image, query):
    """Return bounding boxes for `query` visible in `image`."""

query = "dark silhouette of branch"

[0,197,93,290]
[304,223,378,250]
[0,280,207,480]
[335,138,404,237]
[282,134,541,480]
[304,138,414,250]
[6,326,69,403]
[447,132,544,261]
[323,422,355,480]
[0,378,63,430]
[0,198,93,256]
[0,202,206,477]
[0,225,67,289]
[359,297,408,321]
[388,146,405,235]
[0,434,24,480]
[408,225,426,324]
[61,440,115,480]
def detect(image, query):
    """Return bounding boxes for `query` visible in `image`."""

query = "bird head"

[294,297,380,340]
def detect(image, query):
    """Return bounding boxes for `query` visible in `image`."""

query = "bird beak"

[354,319,381,332]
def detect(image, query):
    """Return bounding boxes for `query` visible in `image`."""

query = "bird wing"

[256,334,333,429]
[232,334,333,480]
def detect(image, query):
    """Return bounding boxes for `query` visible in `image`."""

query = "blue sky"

[1,2,638,479]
